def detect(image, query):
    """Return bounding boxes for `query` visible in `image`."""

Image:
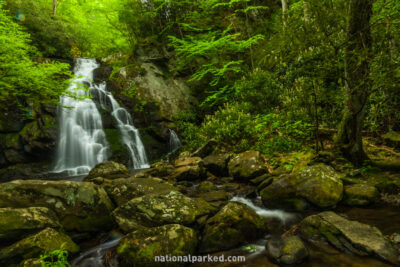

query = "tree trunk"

[336,0,373,166]
[52,0,57,15]
[282,0,288,26]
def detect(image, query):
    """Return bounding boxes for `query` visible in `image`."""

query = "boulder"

[199,201,265,253]
[203,153,231,177]
[117,224,197,267]
[169,157,206,181]
[147,161,175,177]
[0,228,79,266]
[266,236,308,265]
[85,161,129,181]
[0,207,61,241]
[0,180,114,232]
[228,151,267,180]
[260,164,343,210]
[343,184,379,206]
[198,181,218,192]
[191,139,218,158]
[93,177,177,206]
[300,211,398,264]
[113,191,215,232]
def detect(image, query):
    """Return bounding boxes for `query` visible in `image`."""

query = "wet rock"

[199,201,265,253]
[266,236,308,265]
[196,190,229,202]
[300,211,398,264]
[228,151,267,180]
[0,227,79,266]
[20,258,44,267]
[0,207,61,241]
[0,180,114,232]
[203,153,231,177]
[85,161,129,181]
[147,161,175,177]
[260,164,343,210]
[169,157,206,181]
[117,224,197,267]
[198,181,218,192]
[191,139,218,158]
[343,184,379,206]
[96,176,177,206]
[113,190,215,232]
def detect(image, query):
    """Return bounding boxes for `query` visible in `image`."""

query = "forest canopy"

[0,0,399,165]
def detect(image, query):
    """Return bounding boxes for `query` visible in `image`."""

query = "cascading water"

[54,58,149,175]
[54,59,110,175]
[168,129,182,153]
[93,82,149,169]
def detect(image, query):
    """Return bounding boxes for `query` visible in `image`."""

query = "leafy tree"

[0,0,71,112]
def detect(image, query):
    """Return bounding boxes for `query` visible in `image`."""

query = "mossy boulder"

[203,153,231,177]
[199,201,265,253]
[113,191,215,232]
[0,207,61,241]
[228,151,267,180]
[147,161,175,177]
[300,211,399,264]
[260,164,343,210]
[169,157,206,181]
[92,176,177,206]
[198,181,218,192]
[117,224,197,267]
[343,184,379,206]
[266,236,308,265]
[0,227,79,266]
[191,139,218,158]
[85,161,129,181]
[0,180,114,232]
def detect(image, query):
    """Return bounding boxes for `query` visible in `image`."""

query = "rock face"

[266,236,308,265]
[191,139,218,158]
[85,161,130,181]
[113,191,214,232]
[228,151,267,180]
[0,106,58,169]
[0,227,79,266]
[343,184,379,206]
[0,207,60,241]
[199,201,265,253]
[260,164,343,210]
[147,161,175,178]
[92,176,177,206]
[300,211,399,264]
[169,157,206,181]
[117,224,197,267]
[0,180,114,232]
[203,153,231,177]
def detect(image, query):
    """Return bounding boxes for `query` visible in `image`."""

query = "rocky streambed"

[0,144,400,266]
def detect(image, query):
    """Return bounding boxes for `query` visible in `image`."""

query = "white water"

[71,238,121,267]
[94,82,149,169]
[169,129,182,153]
[54,58,149,175]
[54,59,109,175]
[230,196,295,222]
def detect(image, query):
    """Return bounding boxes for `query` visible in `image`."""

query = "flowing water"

[169,129,182,153]
[54,58,149,175]
[54,59,109,175]
[92,82,149,169]
[71,238,121,267]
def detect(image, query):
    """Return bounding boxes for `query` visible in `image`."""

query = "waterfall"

[169,129,181,153]
[93,82,149,169]
[54,58,149,175]
[54,59,109,175]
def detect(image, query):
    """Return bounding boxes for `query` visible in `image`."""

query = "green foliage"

[0,0,71,112]
[177,103,312,154]
[39,245,70,267]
